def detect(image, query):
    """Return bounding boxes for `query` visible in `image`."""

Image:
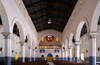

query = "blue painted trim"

[27,58,32,62]
[32,58,36,61]
[21,57,25,63]
[0,57,4,62]
[59,58,62,60]
[89,56,95,65]
[62,58,65,60]
[35,57,41,60]
[65,58,68,61]
[4,56,11,65]
[96,57,100,62]
[75,57,80,62]
[85,57,89,61]
[68,57,72,62]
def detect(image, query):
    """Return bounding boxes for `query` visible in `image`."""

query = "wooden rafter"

[30,11,70,16]
[36,24,63,30]
[32,16,67,22]
[35,21,64,27]
[26,1,73,9]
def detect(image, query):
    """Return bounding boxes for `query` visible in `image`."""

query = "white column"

[68,47,72,62]
[2,33,12,65]
[32,49,36,61]
[62,48,65,60]
[75,42,80,62]
[65,48,68,61]
[88,32,98,65]
[45,47,47,60]
[20,42,25,63]
[28,46,32,62]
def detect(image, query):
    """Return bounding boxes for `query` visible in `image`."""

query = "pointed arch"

[69,32,74,46]
[65,38,68,48]
[25,31,32,46]
[0,0,11,32]
[90,0,100,32]
[11,17,25,42]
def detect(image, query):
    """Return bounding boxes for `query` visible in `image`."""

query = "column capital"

[75,41,80,46]
[2,32,12,39]
[19,41,26,46]
[88,32,98,39]
[65,47,68,51]
[32,49,35,51]
[68,46,73,49]
[65,49,67,51]
[28,46,31,49]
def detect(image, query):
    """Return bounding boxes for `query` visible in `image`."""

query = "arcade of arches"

[0,0,100,65]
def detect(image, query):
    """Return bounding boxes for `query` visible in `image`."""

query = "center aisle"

[46,62,54,65]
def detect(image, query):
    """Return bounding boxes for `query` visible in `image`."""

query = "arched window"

[13,23,20,37]
[80,24,87,37]
[0,16,2,25]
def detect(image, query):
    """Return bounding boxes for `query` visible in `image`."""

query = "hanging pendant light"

[48,18,51,24]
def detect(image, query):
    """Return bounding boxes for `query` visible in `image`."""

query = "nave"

[0,0,100,65]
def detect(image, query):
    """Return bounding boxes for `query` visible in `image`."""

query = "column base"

[21,57,25,63]
[89,56,95,65]
[62,58,65,60]
[32,58,36,61]
[59,58,62,60]
[75,57,80,62]
[27,58,32,62]
[65,58,68,61]
[4,56,11,65]
[68,57,72,62]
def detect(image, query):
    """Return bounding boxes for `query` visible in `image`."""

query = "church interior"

[0,0,100,65]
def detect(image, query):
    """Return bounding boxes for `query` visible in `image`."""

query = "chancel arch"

[38,30,62,46]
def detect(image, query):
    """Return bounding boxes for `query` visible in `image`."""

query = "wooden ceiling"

[23,0,78,32]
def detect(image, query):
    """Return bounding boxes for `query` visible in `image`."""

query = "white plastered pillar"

[68,46,73,62]
[62,47,65,60]
[75,41,80,62]
[28,46,32,62]
[2,33,12,65]
[65,48,68,61]
[88,32,98,65]
[32,49,36,61]
[20,41,26,63]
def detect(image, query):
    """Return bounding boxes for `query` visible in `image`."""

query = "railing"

[39,46,61,49]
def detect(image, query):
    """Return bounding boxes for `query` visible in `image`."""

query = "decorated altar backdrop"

[45,49,54,53]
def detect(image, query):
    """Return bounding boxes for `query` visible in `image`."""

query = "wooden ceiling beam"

[27,1,73,9]
[34,20,65,26]
[27,4,48,8]
[52,22,64,26]
[32,18,48,21]
[51,17,67,22]
[30,11,70,16]
[32,16,67,22]
[36,24,63,29]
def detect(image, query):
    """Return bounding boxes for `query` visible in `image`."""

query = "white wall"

[35,49,61,58]
[39,36,61,46]
[0,25,22,58]
[79,25,100,61]
[0,25,4,57]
